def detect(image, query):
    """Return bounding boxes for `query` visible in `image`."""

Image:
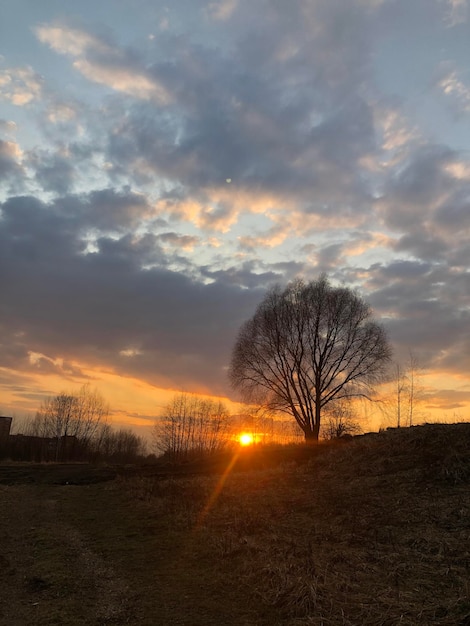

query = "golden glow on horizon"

[0,362,246,437]
[1,360,468,439]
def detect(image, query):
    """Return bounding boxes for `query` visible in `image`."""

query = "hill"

[0,422,469,625]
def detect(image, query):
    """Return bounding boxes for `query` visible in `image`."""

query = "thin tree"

[395,363,406,428]
[153,393,230,461]
[406,350,422,427]
[323,398,362,439]
[229,276,392,442]
[383,351,423,429]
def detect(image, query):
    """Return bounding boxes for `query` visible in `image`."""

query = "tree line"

[2,384,147,463]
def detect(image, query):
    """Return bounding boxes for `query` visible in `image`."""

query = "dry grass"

[1,423,469,624]
[122,423,470,625]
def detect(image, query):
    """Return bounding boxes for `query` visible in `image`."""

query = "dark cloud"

[78,187,152,232]
[435,193,470,230]
[365,262,470,375]
[379,260,432,280]
[200,262,281,289]
[0,188,155,253]
[99,1,377,214]
[381,146,455,228]
[0,195,264,394]
[393,233,449,263]
[28,149,75,194]
[156,232,199,249]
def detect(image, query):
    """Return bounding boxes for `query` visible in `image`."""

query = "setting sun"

[239,432,254,446]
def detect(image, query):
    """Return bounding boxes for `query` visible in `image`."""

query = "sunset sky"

[1,0,469,435]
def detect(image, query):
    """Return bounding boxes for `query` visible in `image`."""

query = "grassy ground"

[0,423,469,625]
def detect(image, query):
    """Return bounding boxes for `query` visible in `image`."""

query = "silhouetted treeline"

[0,386,148,464]
[1,426,147,463]
[153,393,230,462]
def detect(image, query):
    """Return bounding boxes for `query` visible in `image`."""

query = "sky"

[1,0,469,435]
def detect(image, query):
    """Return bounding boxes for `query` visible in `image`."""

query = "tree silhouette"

[229,276,391,441]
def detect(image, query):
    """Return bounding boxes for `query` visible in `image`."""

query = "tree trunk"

[308,392,322,442]
[304,423,320,443]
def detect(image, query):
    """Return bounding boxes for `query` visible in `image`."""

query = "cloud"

[422,387,470,411]
[0,193,264,394]
[27,351,90,379]
[300,231,394,273]
[206,0,238,21]
[45,101,78,124]
[200,258,305,289]
[78,188,154,232]
[92,1,377,222]
[28,149,76,194]
[365,261,470,376]
[374,104,420,155]
[372,140,470,279]
[0,139,24,182]
[35,23,172,104]
[0,120,17,135]
[238,225,289,251]
[0,66,43,106]
[156,232,200,251]
[74,58,171,103]
[443,0,468,25]
[437,65,470,114]
[35,24,109,56]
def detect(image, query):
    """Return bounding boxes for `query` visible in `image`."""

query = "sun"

[239,432,254,446]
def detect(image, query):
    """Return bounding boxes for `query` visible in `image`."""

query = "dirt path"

[0,483,132,625]
[0,477,270,626]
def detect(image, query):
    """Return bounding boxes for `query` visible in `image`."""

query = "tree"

[31,384,109,460]
[153,393,230,462]
[394,363,407,428]
[386,351,423,428]
[323,398,362,439]
[91,425,146,463]
[229,276,392,442]
[406,350,422,427]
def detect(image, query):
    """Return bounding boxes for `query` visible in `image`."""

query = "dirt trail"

[0,483,132,625]
[0,477,269,626]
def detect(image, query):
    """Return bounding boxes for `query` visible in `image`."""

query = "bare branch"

[229,276,392,442]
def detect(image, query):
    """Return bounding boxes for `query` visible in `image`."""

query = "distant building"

[0,416,13,440]
[7,433,79,462]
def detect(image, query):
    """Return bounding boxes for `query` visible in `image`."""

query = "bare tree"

[322,399,362,439]
[31,384,109,460]
[386,351,423,428]
[153,393,230,461]
[395,363,407,428]
[406,350,422,427]
[229,276,392,442]
[96,427,146,462]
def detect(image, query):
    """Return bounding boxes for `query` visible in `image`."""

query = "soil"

[0,423,469,625]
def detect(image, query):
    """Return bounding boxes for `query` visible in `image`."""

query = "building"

[0,416,13,440]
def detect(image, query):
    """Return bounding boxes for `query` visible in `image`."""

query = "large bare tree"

[229,276,392,442]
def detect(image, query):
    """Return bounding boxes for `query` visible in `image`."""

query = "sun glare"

[239,432,254,446]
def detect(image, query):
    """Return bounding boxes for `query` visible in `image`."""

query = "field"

[1,423,469,625]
